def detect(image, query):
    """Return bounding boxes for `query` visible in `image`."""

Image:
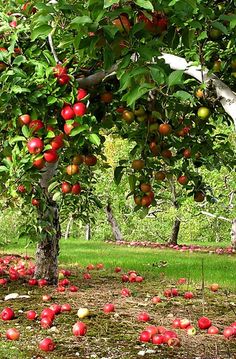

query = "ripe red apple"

[115,267,122,273]
[29,119,44,133]
[137,312,150,322]
[73,321,87,336]
[42,294,52,302]
[83,273,91,280]
[162,330,178,344]
[207,326,219,334]
[32,198,40,206]
[73,102,86,117]
[61,303,71,312]
[172,318,181,329]
[44,149,58,163]
[183,291,194,299]
[179,318,191,329]
[164,289,172,298]
[69,285,78,292]
[0,278,7,285]
[86,263,95,270]
[19,114,31,126]
[223,326,235,339]
[17,184,26,193]
[38,278,48,287]
[77,88,87,100]
[51,135,63,150]
[152,296,162,304]
[135,275,144,282]
[159,123,172,136]
[53,64,67,78]
[71,183,81,195]
[33,157,45,169]
[84,154,97,166]
[40,308,55,321]
[156,326,167,334]
[121,288,131,297]
[41,316,53,329]
[198,317,212,330]
[39,337,56,352]
[178,175,189,185]
[64,122,75,135]
[6,328,20,340]
[61,181,72,194]
[58,74,70,85]
[1,307,15,320]
[145,325,158,337]
[121,274,129,282]
[26,310,37,320]
[27,138,44,154]
[28,278,38,286]
[183,148,191,158]
[139,330,151,343]
[177,277,186,284]
[103,303,115,314]
[96,263,104,270]
[61,105,75,120]
[49,304,61,315]
[171,288,178,296]
[152,334,164,345]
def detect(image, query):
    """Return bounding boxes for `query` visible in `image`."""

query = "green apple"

[197,107,210,120]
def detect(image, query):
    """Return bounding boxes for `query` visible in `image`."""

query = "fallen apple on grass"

[73,321,87,336]
[103,303,115,314]
[39,337,56,352]
[6,328,20,340]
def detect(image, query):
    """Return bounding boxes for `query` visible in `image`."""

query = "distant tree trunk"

[105,203,123,241]
[169,217,181,245]
[231,219,236,249]
[34,162,61,285]
[85,223,91,240]
[64,214,73,240]
[168,177,181,245]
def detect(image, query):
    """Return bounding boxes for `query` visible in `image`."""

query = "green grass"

[1,238,236,291]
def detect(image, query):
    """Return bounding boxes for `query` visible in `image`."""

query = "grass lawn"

[1,238,236,290]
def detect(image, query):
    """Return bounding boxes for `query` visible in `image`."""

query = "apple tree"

[0,0,236,284]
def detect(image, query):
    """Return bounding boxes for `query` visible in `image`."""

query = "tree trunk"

[105,203,123,241]
[65,214,73,240]
[169,217,181,245]
[34,162,61,285]
[231,219,236,249]
[85,223,91,240]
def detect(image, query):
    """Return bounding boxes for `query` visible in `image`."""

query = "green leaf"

[47,96,58,105]
[122,83,154,107]
[212,21,228,35]
[149,66,166,85]
[21,125,30,138]
[173,90,193,101]
[52,191,62,202]
[70,16,93,28]
[134,0,154,11]
[0,165,8,173]
[70,124,89,137]
[88,133,101,146]
[129,175,136,191]
[31,25,52,41]
[9,136,26,144]
[167,70,184,87]
[12,55,26,66]
[48,181,60,193]
[139,207,149,218]
[114,166,124,185]
[104,0,118,8]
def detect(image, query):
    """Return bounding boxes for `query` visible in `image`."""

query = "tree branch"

[200,211,232,223]
[48,33,60,64]
[77,64,118,88]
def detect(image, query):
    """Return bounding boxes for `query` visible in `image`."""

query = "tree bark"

[231,219,236,249]
[105,203,123,241]
[85,223,91,241]
[34,195,61,284]
[34,162,61,285]
[170,217,181,246]
[64,214,73,240]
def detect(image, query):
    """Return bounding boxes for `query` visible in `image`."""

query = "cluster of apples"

[139,324,180,347]
[132,181,155,208]
[0,255,35,284]
[120,270,144,283]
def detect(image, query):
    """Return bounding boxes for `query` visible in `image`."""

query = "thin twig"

[48,33,60,64]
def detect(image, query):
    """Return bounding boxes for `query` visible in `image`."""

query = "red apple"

[49,304,61,315]
[40,316,53,329]
[156,326,167,334]
[53,64,67,78]
[152,334,164,345]
[121,288,131,297]
[40,308,55,320]
[19,114,31,126]
[77,88,87,101]
[172,318,181,329]
[114,267,122,273]
[71,183,81,195]
[145,325,158,337]
[72,321,87,336]
[121,274,129,282]
[103,303,115,314]
[223,326,235,339]
[33,157,45,169]
[83,273,91,280]
[61,105,75,120]
[44,149,58,163]
[137,311,150,322]
[198,316,212,330]
[61,181,72,194]
[42,294,52,302]
[210,283,219,292]
[39,337,56,352]
[152,296,162,304]
[177,277,186,284]
[73,102,86,117]
[38,278,48,287]
[164,289,172,298]
[183,291,194,299]
[28,278,38,286]
[27,138,44,154]
[6,328,20,340]
[51,135,64,150]
[29,119,44,133]
[139,330,151,343]
[179,318,191,329]
[1,307,15,320]
[69,285,78,292]
[163,330,178,344]
[61,303,71,312]
[26,310,37,320]
[207,326,219,335]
